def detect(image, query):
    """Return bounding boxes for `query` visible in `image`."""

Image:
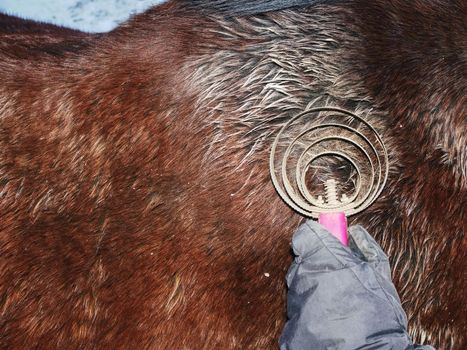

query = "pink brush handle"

[318,212,348,246]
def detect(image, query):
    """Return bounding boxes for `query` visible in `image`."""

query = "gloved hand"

[280,220,435,350]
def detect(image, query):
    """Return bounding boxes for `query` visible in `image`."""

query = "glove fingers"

[348,225,392,279]
[348,225,388,261]
[291,220,359,270]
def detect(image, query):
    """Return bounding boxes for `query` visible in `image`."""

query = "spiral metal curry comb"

[270,107,389,245]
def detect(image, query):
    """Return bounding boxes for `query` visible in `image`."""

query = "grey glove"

[279,220,435,350]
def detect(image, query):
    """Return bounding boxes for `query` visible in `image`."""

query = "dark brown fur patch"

[0,1,465,349]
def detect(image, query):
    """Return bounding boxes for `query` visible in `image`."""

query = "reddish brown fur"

[0,13,97,61]
[0,13,84,35]
[0,1,465,349]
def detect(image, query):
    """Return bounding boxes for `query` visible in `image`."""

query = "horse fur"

[0,1,465,349]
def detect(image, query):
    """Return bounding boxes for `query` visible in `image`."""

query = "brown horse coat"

[0,1,465,349]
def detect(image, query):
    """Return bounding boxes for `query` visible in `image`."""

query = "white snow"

[0,0,166,32]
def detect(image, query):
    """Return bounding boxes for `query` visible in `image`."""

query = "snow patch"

[0,0,166,32]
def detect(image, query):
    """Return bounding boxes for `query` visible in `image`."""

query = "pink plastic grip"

[318,212,349,246]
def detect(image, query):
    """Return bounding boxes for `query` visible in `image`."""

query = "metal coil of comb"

[270,107,389,218]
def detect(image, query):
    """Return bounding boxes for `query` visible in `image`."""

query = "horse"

[0,1,465,348]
